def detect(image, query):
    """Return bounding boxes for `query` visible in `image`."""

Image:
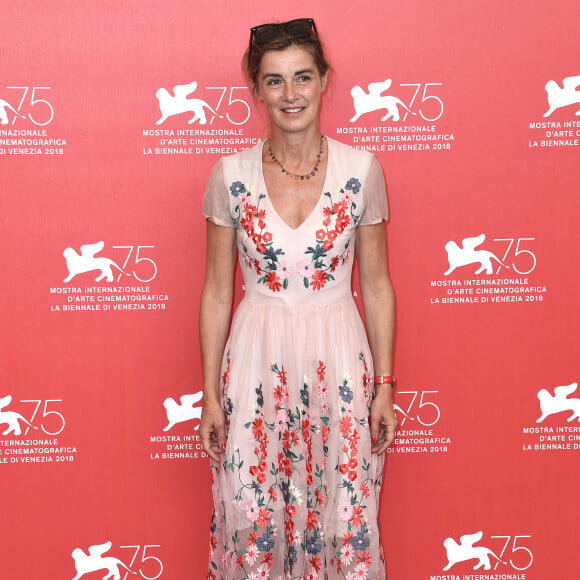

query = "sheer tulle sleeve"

[359,156,389,226]
[201,159,235,228]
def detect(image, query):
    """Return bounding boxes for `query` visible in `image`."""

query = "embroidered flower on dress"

[228,176,362,292]
[230,181,245,197]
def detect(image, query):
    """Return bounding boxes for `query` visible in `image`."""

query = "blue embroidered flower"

[256,528,275,552]
[350,530,371,551]
[288,545,297,564]
[345,178,361,194]
[339,383,353,404]
[229,181,246,197]
[306,536,322,554]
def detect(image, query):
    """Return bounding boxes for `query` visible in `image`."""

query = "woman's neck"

[268,126,322,164]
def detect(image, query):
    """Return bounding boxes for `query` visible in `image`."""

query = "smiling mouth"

[282,107,305,113]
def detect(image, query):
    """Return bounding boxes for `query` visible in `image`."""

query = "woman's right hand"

[199,399,227,463]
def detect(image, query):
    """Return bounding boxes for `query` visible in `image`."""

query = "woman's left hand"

[370,386,398,454]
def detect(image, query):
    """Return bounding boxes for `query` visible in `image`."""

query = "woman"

[200,18,396,579]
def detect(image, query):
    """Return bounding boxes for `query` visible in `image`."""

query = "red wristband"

[374,375,396,386]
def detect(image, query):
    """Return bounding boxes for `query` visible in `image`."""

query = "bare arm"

[356,222,397,454]
[199,220,237,461]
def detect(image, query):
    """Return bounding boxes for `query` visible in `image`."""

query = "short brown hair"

[243,24,331,90]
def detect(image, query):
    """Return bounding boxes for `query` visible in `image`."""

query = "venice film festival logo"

[62,242,157,284]
[0,86,55,126]
[537,382,580,423]
[149,391,205,461]
[0,86,68,156]
[388,389,453,455]
[143,80,259,156]
[0,395,75,465]
[529,74,580,149]
[430,234,547,305]
[71,541,164,580]
[440,531,533,574]
[522,382,580,453]
[50,241,167,313]
[0,395,64,437]
[338,78,454,153]
[543,74,580,118]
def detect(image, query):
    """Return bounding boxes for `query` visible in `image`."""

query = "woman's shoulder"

[221,140,263,168]
[327,136,375,175]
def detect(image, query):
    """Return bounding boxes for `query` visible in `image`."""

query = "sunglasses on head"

[249,18,317,51]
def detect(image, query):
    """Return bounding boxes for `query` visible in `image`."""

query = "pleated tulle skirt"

[208,298,386,580]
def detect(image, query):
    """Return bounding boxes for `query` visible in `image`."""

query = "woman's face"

[255,45,328,136]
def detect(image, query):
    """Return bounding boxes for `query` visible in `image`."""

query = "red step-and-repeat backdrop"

[2,1,579,578]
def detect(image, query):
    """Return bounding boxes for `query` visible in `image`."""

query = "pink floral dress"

[202,138,389,580]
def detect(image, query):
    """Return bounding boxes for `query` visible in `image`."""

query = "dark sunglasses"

[249,18,317,51]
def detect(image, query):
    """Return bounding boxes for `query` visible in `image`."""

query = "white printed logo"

[537,382,580,423]
[64,242,128,283]
[162,391,203,431]
[72,542,135,580]
[543,74,580,118]
[0,97,26,125]
[350,79,415,122]
[62,242,158,284]
[442,532,533,572]
[444,234,507,276]
[72,542,164,580]
[0,87,55,126]
[0,395,38,436]
[394,391,440,426]
[0,397,65,437]
[349,79,444,123]
[443,532,504,571]
[156,81,221,125]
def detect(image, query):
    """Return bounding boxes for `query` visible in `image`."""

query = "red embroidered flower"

[310,556,321,572]
[350,506,363,527]
[306,509,317,531]
[256,507,270,527]
[252,417,264,439]
[340,415,352,435]
[262,231,272,243]
[311,269,328,291]
[265,271,282,292]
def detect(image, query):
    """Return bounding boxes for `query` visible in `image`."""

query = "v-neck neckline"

[259,137,331,232]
